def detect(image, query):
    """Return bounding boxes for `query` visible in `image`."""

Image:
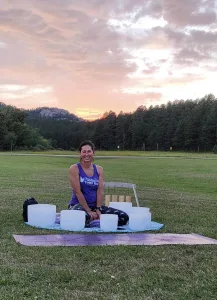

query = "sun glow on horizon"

[75,108,104,121]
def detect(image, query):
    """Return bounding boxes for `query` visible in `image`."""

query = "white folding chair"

[103,181,140,207]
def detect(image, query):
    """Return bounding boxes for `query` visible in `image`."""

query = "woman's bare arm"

[96,165,104,207]
[69,164,91,212]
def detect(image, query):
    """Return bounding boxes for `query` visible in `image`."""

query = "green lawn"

[0,154,217,300]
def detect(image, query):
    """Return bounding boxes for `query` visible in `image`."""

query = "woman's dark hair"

[78,140,95,152]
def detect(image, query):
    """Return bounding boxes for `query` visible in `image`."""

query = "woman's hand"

[87,211,98,220]
[96,209,101,218]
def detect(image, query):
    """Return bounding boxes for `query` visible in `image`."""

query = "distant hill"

[25,107,83,122]
[0,102,7,108]
[0,103,83,121]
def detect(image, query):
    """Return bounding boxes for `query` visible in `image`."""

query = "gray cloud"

[174,47,212,66]
[162,0,217,27]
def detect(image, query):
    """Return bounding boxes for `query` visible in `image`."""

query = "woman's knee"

[118,212,129,226]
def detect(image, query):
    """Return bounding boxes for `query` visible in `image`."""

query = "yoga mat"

[13,233,217,247]
[25,220,164,233]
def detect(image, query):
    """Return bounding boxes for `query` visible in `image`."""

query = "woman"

[68,140,129,226]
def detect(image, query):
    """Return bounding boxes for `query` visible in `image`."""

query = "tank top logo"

[80,176,98,186]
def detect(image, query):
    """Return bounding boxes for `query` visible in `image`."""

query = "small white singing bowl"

[28,204,56,227]
[60,210,85,231]
[100,214,118,232]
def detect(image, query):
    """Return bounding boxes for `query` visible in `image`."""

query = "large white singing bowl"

[129,212,152,231]
[100,214,118,232]
[60,210,85,231]
[28,204,56,227]
[131,207,150,215]
[109,202,132,214]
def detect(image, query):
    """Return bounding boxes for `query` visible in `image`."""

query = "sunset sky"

[0,0,217,120]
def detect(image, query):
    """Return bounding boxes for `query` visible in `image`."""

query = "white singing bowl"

[28,204,56,227]
[128,212,152,231]
[109,202,132,214]
[100,214,118,232]
[60,210,85,231]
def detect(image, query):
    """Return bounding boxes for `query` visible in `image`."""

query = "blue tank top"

[69,163,99,208]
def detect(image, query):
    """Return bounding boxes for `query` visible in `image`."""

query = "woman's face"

[80,144,94,163]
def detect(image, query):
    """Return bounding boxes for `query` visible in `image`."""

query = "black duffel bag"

[23,197,38,222]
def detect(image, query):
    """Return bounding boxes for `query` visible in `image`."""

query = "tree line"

[1,94,217,152]
[27,94,217,152]
[0,103,52,151]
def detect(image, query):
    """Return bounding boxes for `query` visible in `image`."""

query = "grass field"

[0,153,217,300]
[3,149,217,158]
